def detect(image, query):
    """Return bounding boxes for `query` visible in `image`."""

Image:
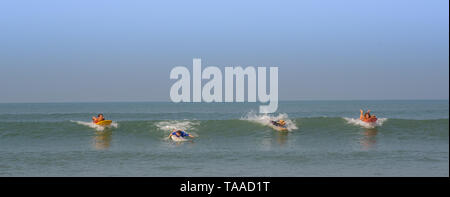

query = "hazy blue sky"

[0,0,448,102]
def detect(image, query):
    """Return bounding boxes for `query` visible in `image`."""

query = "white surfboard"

[171,135,189,142]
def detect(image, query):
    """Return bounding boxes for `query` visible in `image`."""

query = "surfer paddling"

[168,129,195,139]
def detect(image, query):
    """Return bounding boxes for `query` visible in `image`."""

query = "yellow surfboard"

[96,120,112,126]
[269,124,288,132]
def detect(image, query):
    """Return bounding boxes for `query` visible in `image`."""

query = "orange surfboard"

[96,120,112,126]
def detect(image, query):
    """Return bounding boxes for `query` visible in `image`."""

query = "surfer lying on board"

[271,120,286,127]
[168,129,195,139]
[92,114,105,124]
[360,109,377,122]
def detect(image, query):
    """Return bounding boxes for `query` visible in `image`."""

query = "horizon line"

[0,98,448,104]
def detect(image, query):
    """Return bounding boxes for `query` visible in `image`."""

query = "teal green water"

[0,100,448,176]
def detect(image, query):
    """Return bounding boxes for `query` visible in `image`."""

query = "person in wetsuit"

[168,129,195,139]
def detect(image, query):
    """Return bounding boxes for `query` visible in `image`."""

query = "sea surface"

[0,100,448,176]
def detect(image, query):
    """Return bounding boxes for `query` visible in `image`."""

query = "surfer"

[360,109,377,122]
[92,114,105,124]
[271,120,286,128]
[168,129,195,139]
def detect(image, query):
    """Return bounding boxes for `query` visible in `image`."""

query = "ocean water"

[0,100,448,177]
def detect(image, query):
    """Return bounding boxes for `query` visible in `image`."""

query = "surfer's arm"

[188,134,195,138]
[359,109,364,120]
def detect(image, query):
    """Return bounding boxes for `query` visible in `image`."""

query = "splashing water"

[241,111,298,131]
[72,120,118,131]
[343,117,387,129]
[155,120,199,131]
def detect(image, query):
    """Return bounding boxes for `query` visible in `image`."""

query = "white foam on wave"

[241,111,298,131]
[71,120,118,131]
[343,117,387,129]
